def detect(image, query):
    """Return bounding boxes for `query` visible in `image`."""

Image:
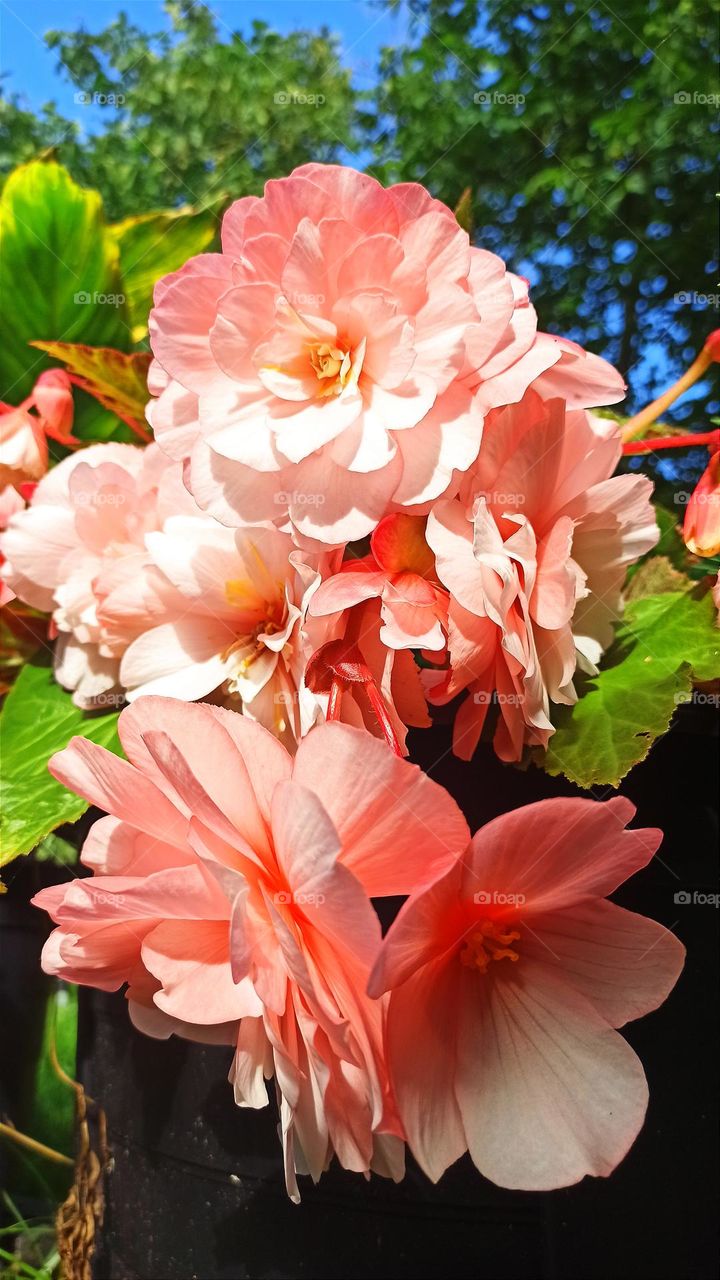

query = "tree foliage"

[368,0,718,410]
[0,1,356,219]
[0,0,716,417]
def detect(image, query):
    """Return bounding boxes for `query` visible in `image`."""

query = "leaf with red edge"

[30,341,151,441]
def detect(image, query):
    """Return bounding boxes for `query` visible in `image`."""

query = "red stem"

[622,429,720,456]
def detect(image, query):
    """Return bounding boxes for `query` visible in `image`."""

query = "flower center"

[459,919,521,973]
[308,341,353,397]
[221,581,286,674]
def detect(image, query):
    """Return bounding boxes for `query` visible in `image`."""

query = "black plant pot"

[77,709,718,1280]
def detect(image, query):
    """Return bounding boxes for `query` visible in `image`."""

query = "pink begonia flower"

[0,369,77,489]
[101,515,341,746]
[31,369,77,443]
[0,443,195,708]
[425,392,659,761]
[146,164,624,545]
[33,698,470,1199]
[305,614,431,757]
[0,404,48,488]
[683,449,720,558]
[0,485,26,605]
[369,796,685,1190]
[311,513,448,652]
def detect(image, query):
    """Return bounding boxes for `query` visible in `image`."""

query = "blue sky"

[1,0,404,120]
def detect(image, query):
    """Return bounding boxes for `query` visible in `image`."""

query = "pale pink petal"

[293,722,469,896]
[522,899,685,1027]
[462,797,661,915]
[455,963,648,1189]
[143,919,262,1024]
[384,955,467,1182]
[49,736,188,847]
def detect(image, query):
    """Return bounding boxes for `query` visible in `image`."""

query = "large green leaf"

[0,160,130,406]
[109,203,220,341]
[0,658,121,868]
[540,588,720,789]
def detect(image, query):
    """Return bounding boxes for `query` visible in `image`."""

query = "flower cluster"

[1,165,656,761]
[35,698,684,1199]
[6,165,684,1198]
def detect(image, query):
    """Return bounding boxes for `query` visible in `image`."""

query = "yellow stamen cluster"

[309,342,352,396]
[460,919,521,973]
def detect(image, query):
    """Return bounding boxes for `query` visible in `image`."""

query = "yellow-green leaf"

[0,160,130,404]
[539,588,720,789]
[110,203,221,341]
[31,341,152,440]
[0,658,122,869]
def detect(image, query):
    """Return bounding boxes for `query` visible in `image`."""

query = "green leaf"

[29,984,78,1162]
[0,658,122,868]
[453,186,473,235]
[33,832,78,866]
[539,588,720,789]
[31,341,152,439]
[0,159,130,406]
[109,203,221,341]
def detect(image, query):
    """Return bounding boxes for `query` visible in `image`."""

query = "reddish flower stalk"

[621,331,720,443]
[622,428,720,456]
[306,638,404,756]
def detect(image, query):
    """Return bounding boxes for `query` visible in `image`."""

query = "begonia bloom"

[34,698,470,1198]
[147,164,624,544]
[425,393,658,760]
[369,796,685,1190]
